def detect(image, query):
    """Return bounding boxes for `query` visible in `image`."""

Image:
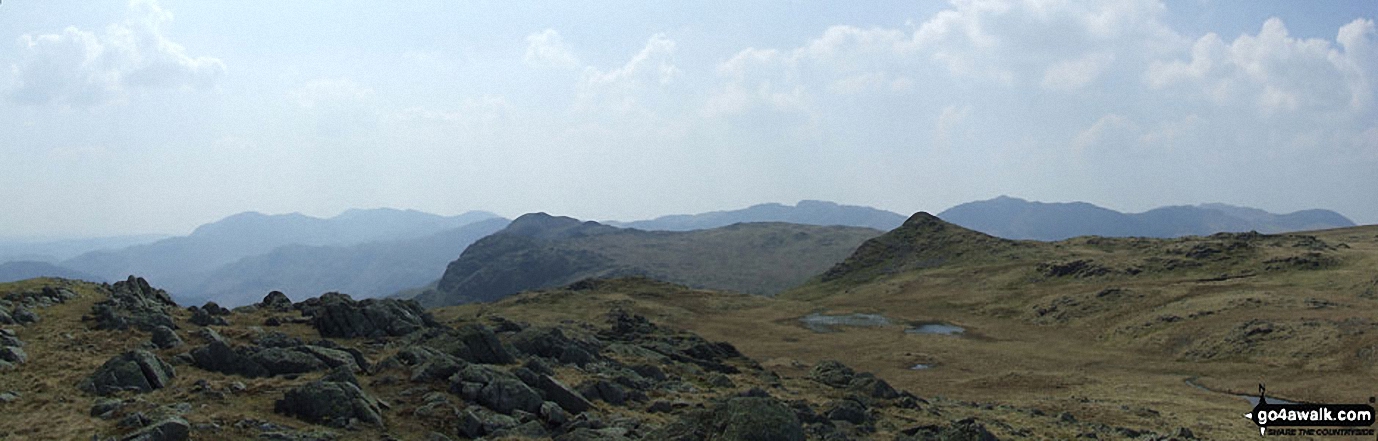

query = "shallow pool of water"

[799,313,891,333]
[905,322,965,335]
[1184,378,1296,405]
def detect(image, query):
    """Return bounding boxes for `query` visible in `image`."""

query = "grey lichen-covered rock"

[478,377,544,415]
[898,417,1000,441]
[0,346,26,364]
[451,364,543,415]
[716,396,806,441]
[295,345,361,372]
[809,360,857,388]
[80,350,176,396]
[190,340,269,378]
[259,290,294,311]
[654,395,805,441]
[274,371,385,428]
[529,374,592,414]
[150,326,184,349]
[88,276,178,332]
[119,416,190,441]
[423,324,516,365]
[309,292,438,338]
[250,347,327,375]
[847,372,900,399]
[189,307,228,326]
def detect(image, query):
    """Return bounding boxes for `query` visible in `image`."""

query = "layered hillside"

[413,213,882,307]
[185,218,511,307]
[939,196,1355,240]
[608,200,906,232]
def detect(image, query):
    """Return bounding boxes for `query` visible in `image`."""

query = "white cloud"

[7,0,225,107]
[935,104,973,150]
[1147,18,1374,116]
[524,29,580,69]
[1042,52,1114,91]
[290,78,374,109]
[577,34,680,112]
[1073,114,1140,153]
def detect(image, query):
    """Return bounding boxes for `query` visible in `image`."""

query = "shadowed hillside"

[413,213,882,307]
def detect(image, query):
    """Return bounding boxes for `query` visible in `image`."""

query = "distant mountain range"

[606,200,906,231]
[938,196,1355,241]
[0,198,1360,306]
[0,260,99,283]
[0,234,169,263]
[411,213,882,307]
[180,218,510,307]
[49,208,500,305]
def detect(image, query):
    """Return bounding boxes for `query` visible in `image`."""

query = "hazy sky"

[1,1,1375,238]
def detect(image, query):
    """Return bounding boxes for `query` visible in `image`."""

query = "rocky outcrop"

[258,290,293,311]
[119,417,190,441]
[150,326,184,349]
[275,367,386,428]
[87,276,178,332]
[0,328,24,370]
[80,350,176,396]
[190,339,360,378]
[653,395,806,441]
[307,293,438,338]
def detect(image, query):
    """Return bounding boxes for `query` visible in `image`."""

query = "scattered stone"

[848,372,900,399]
[429,324,516,365]
[0,391,19,403]
[189,307,228,326]
[80,350,176,396]
[260,291,294,311]
[529,374,592,414]
[0,346,25,364]
[120,417,190,441]
[11,306,38,324]
[809,360,856,388]
[91,398,126,418]
[88,276,178,332]
[899,417,999,441]
[250,347,327,375]
[150,326,184,349]
[454,364,543,415]
[825,399,870,425]
[578,379,630,406]
[275,369,385,428]
[310,293,438,338]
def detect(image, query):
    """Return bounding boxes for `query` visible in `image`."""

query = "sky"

[0,0,1375,238]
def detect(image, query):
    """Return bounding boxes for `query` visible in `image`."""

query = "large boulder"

[150,326,184,349]
[119,417,190,441]
[809,360,856,388]
[80,350,176,396]
[250,347,327,375]
[88,276,178,332]
[309,293,437,338]
[653,395,805,441]
[259,291,294,311]
[274,369,385,428]
[451,364,544,415]
[447,324,516,364]
[190,340,269,378]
